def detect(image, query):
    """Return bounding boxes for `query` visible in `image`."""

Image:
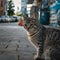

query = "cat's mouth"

[24,23,33,30]
[24,25,31,30]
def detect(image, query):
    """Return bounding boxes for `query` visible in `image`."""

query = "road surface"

[0,22,36,60]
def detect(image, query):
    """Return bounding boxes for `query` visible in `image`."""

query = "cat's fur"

[22,16,60,60]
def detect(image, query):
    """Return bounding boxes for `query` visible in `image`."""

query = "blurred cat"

[21,16,60,60]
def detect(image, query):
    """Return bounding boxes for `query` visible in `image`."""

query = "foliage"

[37,0,42,3]
[7,0,15,16]
[16,13,27,17]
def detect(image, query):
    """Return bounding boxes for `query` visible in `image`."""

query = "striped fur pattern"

[44,27,60,60]
[23,17,60,60]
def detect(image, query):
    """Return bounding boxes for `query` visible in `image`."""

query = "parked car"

[12,16,21,22]
[0,16,11,22]
[0,18,2,22]
[9,16,16,22]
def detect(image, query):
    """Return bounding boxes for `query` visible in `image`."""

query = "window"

[1,1,3,7]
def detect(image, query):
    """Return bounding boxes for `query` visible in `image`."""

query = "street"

[0,22,36,60]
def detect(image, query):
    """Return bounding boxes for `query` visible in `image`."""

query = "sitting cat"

[21,16,60,60]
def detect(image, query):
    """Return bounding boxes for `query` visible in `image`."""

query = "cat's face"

[22,17,39,32]
[23,17,35,30]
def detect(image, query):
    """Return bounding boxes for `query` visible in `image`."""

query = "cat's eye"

[27,21,30,23]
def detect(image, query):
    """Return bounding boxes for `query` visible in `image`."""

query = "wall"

[0,0,4,16]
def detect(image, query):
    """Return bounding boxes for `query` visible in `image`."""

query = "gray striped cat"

[22,16,60,60]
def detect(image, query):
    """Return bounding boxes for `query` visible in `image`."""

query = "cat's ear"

[23,16,27,21]
[31,18,36,22]
[23,14,28,20]
[31,18,39,25]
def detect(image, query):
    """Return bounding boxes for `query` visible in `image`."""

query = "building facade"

[13,0,21,14]
[27,0,36,17]
[12,0,28,14]
[0,0,4,16]
[20,0,28,14]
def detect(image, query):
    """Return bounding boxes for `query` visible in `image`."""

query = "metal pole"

[4,0,8,16]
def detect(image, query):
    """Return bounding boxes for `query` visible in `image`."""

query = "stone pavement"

[0,23,36,60]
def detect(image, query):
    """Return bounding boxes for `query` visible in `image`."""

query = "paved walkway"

[0,23,36,60]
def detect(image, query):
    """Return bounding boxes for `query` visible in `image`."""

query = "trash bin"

[40,7,50,25]
[38,1,50,25]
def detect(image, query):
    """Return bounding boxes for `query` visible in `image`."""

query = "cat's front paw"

[34,55,45,60]
[34,57,44,60]
[34,57,41,60]
[34,55,44,60]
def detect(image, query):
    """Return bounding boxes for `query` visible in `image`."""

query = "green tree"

[7,0,15,16]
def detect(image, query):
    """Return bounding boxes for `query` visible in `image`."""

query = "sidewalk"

[0,24,36,60]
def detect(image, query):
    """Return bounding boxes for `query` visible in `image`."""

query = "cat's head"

[19,16,39,32]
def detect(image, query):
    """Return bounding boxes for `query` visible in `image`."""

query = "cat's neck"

[27,24,42,35]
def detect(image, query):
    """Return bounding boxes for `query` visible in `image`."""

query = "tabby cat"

[22,16,60,60]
